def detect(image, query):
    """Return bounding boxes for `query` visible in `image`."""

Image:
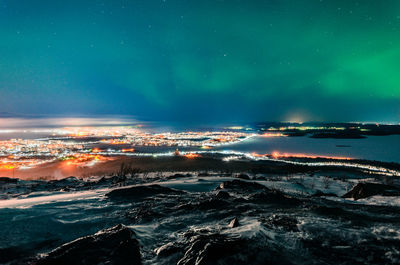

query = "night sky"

[1,0,400,124]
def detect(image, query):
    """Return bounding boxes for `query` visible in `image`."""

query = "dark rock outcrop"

[126,204,163,223]
[35,224,141,265]
[174,229,292,265]
[0,177,18,184]
[342,182,400,200]
[155,242,183,257]
[216,179,268,193]
[176,197,228,212]
[216,179,300,206]
[236,173,250,180]
[107,184,184,201]
[312,190,338,197]
[215,190,231,199]
[261,214,298,232]
[228,217,240,228]
[177,233,246,265]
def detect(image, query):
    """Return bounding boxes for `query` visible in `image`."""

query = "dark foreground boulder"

[342,182,400,200]
[173,229,292,265]
[177,233,247,265]
[34,224,141,265]
[106,184,184,201]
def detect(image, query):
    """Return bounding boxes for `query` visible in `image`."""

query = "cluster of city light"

[49,127,253,147]
[264,126,347,131]
[121,131,253,147]
[183,153,201,159]
[0,139,83,155]
[0,160,16,170]
[60,154,109,167]
[0,127,254,170]
[0,157,55,170]
[261,133,286,137]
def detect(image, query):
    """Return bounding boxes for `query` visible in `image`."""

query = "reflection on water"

[215,135,400,163]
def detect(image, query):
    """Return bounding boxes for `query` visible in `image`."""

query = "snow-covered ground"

[1,167,400,264]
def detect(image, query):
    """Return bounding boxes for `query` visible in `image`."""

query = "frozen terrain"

[1,155,400,264]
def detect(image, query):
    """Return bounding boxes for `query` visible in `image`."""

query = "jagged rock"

[176,197,228,211]
[154,242,183,257]
[215,190,230,199]
[126,204,163,223]
[342,182,400,200]
[228,217,240,228]
[262,214,298,231]
[175,229,292,265]
[107,184,184,200]
[35,224,141,265]
[177,233,246,265]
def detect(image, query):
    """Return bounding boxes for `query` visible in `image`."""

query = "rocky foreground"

[1,159,400,265]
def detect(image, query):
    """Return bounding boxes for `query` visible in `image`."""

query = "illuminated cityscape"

[0,127,253,171]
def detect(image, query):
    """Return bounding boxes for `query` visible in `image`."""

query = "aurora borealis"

[1,0,400,123]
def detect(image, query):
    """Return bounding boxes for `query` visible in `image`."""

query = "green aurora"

[0,0,400,123]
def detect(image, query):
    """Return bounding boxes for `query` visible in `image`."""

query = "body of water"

[215,135,400,163]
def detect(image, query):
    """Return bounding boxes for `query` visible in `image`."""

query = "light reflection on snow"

[0,189,107,209]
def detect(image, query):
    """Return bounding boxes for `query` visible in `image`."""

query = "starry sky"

[1,0,400,124]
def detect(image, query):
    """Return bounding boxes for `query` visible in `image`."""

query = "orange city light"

[269,151,352,160]
[0,161,16,170]
[0,165,15,170]
[70,131,89,137]
[261,133,285,137]
[184,153,201,159]
[272,151,280,158]
[101,139,129,144]
[122,148,135,152]
[92,148,101,153]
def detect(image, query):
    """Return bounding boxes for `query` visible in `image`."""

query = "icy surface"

[1,170,400,264]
